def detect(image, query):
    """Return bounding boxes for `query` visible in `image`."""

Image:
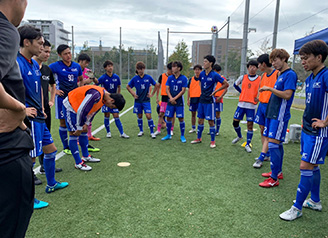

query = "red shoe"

[88,136,101,141]
[259,177,279,188]
[261,171,283,179]
[191,138,202,144]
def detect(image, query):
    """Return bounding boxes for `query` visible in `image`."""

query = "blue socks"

[234,126,242,138]
[192,125,196,130]
[311,166,321,202]
[104,117,110,133]
[210,126,215,142]
[166,121,172,136]
[197,124,204,139]
[138,118,143,132]
[258,152,266,162]
[180,121,185,137]
[294,169,313,210]
[247,130,253,145]
[148,119,154,134]
[69,135,82,164]
[216,117,221,134]
[79,132,89,158]
[114,118,124,135]
[269,142,281,180]
[59,126,69,149]
[43,151,57,186]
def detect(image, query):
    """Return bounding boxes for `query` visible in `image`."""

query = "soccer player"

[253,54,278,168]
[17,25,69,208]
[49,44,83,155]
[62,85,125,171]
[0,0,34,236]
[154,62,174,136]
[97,60,129,139]
[161,61,188,142]
[213,64,228,136]
[191,55,229,148]
[280,40,328,221]
[187,64,202,133]
[127,61,159,138]
[32,39,63,176]
[258,49,297,188]
[231,60,261,153]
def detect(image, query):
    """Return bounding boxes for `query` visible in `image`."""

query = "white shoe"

[232,137,242,144]
[106,132,112,138]
[137,131,144,137]
[154,130,161,136]
[75,162,92,171]
[245,144,252,153]
[215,132,220,136]
[292,198,322,211]
[82,156,100,163]
[279,206,302,221]
[253,159,263,168]
[171,130,174,136]
[189,128,196,133]
[120,133,130,139]
[151,133,156,139]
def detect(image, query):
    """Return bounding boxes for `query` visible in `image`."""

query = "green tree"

[168,40,192,77]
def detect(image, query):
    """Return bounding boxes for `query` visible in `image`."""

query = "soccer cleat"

[262,171,283,179]
[106,132,112,138]
[75,162,92,171]
[207,132,210,135]
[232,137,243,144]
[215,132,220,136]
[63,149,72,155]
[161,134,171,141]
[45,182,69,194]
[154,130,161,136]
[253,159,263,168]
[137,131,144,137]
[151,133,156,139]
[210,141,216,148]
[88,144,100,152]
[189,128,196,133]
[171,130,174,136]
[191,138,202,144]
[88,136,101,141]
[120,133,130,139]
[279,206,302,221]
[292,199,322,211]
[34,173,42,185]
[34,198,49,209]
[180,135,186,143]
[82,155,100,163]
[259,177,279,188]
[245,144,252,153]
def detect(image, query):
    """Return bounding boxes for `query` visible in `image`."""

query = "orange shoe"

[88,136,101,141]
[261,171,283,179]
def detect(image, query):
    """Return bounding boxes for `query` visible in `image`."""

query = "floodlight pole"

[166,28,169,65]
[71,26,74,59]
[119,27,122,79]
[272,0,280,49]
[223,17,230,78]
[240,0,250,76]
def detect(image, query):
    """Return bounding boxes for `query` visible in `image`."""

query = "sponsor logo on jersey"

[313,82,321,88]
[71,68,78,72]
[319,157,324,162]
[28,71,32,75]
[62,68,66,71]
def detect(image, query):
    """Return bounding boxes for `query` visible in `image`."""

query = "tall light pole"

[119,27,122,79]
[224,17,230,78]
[166,28,169,64]
[71,26,74,59]
[272,0,280,49]
[211,26,218,57]
[240,0,250,76]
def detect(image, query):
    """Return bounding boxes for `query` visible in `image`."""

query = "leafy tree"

[168,40,192,77]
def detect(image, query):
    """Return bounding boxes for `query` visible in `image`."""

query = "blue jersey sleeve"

[214,72,224,84]
[283,71,297,91]
[78,64,82,77]
[128,77,135,88]
[150,76,156,86]
[182,76,188,88]
[97,75,104,85]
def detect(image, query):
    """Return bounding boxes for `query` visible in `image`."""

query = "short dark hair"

[172,61,183,71]
[299,40,328,63]
[77,53,91,63]
[193,64,202,70]
[167,62,172,70]
[110,93,126,111]
[213,64,222,72]
[57,44,70,55]
[43,39,51,48]
[247,60,258,68]
[18,25,43,47]
[136,61,145,69]
[270,49,290,63]
[103,60,114,68]
[257,54,272,67]
[204,55,216,67]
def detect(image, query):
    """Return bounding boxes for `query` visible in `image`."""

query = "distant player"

[280,40,328,221]
[258,49,297,188]
[127,61,159,138]
[49,44,83,155]
[212,64,228,136]
[191,55,229,148]
[62,85,125,171]
[231,60,261,153]
[253,54,278,168]
[187,64,202,133]
[97,60,129,139]
[161,61,188,142]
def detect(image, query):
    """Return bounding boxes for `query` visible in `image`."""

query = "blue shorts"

[263,118,288,142]
[189,103,199,112]
[197,103,215,121]
[301,131,328,164]
[133,102,151,114]
[30,120,53,158]
[165,105,184,118]
[55,95,65,119]
[215,102,223,112]
[255,103,267,126]
[62,105,78,132]
[102,105,119,114]
[233,107,255,121]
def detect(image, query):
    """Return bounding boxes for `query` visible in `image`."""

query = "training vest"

[214,75,227,102]
[160,73,169,96]
[259,70,279,103]
[239,75,261,105]
[68,85,104,115]
[189,76,201,98]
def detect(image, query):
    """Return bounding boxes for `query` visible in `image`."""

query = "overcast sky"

[23,0,328,59]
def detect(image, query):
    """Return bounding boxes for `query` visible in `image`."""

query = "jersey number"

[68,74,74,82]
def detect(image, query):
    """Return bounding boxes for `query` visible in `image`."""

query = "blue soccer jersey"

[197,70,225,104]
[166,74,188,106]
[97,73,121,93]
[17,53,45,122]
[128,74,156,103]
[303,67,328,137]
[266,69,297,121]
[49,61,82,98]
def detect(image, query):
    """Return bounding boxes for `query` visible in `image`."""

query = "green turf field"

[26,89,328,238]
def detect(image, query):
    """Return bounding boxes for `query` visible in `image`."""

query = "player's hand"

[133,94,139,99]
[254,97,259,103]
[311,118,327,129]
[26,107,37,118]
[49,101,54,108]
[156,98,159,104]
[82,124,88,131]
[56,89,64,97]
[216,96,222,103]
[169,98,176,105]
[259,86,270,92]
[73,130,82,136]
[43,111,47,119]
[187,100,190,106]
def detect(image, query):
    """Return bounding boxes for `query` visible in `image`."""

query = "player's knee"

[233,120,239,128]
